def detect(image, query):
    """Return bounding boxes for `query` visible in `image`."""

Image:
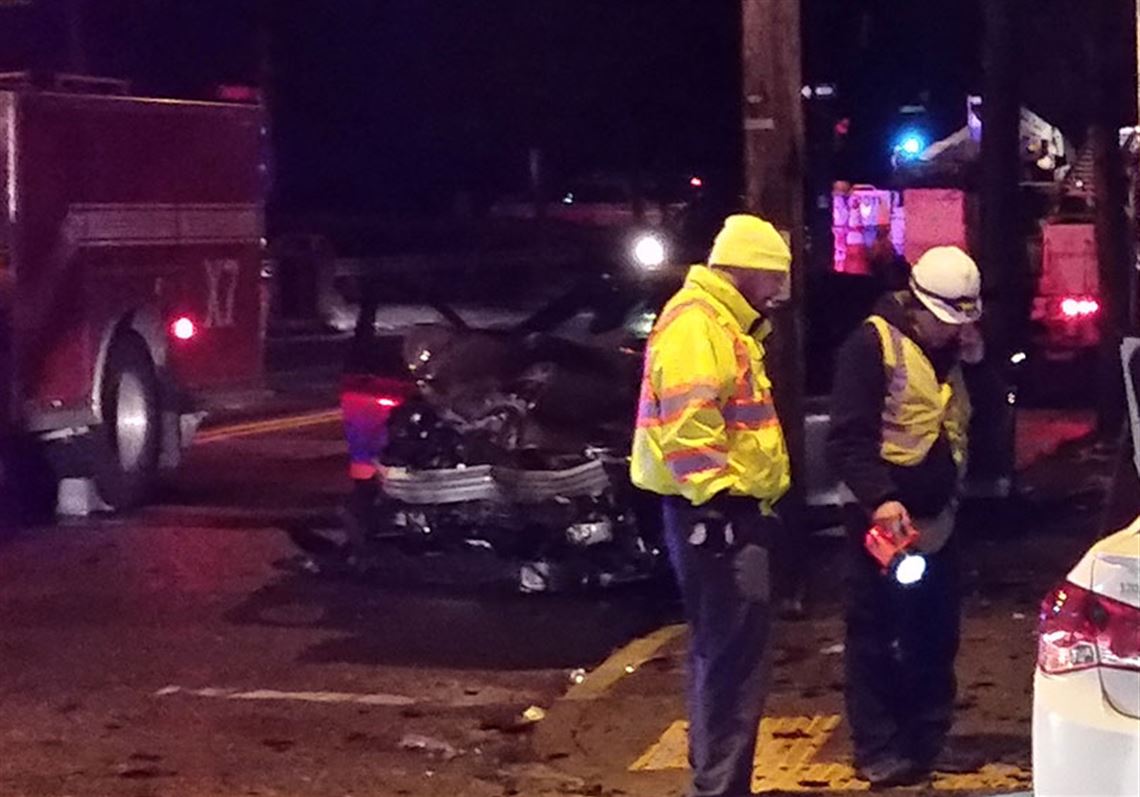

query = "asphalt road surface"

[0,405,1114,796]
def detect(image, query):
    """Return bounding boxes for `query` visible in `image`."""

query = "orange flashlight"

[865,522,927,586]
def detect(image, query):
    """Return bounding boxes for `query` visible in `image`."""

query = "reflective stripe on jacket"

[630,265,790,507]
[867,315,971,468]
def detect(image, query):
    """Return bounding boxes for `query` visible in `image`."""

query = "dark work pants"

[841,505,961,768]
[663,496,774,797]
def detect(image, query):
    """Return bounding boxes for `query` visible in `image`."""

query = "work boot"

[855,756,925,788]
[917,745,986,775]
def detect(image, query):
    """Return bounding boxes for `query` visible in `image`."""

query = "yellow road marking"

[195,409,341,444]
[629,718,688,771]
[564,624,686,702]
[631,714,1032,793]
[198,414,326,442]
[931,767,1033,792]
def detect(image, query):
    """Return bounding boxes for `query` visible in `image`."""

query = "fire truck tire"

[94,333,161,509]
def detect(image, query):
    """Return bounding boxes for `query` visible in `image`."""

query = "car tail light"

[170,316,198,341]
[1038,581,1140,674]
[339,376,410,422]
[340,390,403,416]
[1059,296,1100,319]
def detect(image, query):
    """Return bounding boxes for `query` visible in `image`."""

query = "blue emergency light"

[894,131,927,161]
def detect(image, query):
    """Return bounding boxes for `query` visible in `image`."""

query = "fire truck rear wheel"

[94,333,161,509]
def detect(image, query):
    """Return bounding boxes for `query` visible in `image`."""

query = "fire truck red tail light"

[1060,297,1100,319]
[1038,582,1140,674]
[170,316,198,341]
[376,397,400,409]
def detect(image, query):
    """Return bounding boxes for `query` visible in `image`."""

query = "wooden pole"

[740,0,805,473]
[972,0,1024,496]
[1092,0,1133,437]
[741,0,806,605]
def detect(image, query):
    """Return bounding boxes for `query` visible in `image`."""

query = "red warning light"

[1060,297,1100,319]
[171,316,197,341]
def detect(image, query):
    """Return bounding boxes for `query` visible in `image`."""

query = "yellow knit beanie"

[708,214,791,272]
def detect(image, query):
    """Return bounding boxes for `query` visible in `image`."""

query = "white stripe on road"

[563,623,686,702]
[156,685,417,707]
[155,626,687,713]
[155,684,542,709]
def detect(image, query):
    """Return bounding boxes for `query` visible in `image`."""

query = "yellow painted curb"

[564,624,686,702]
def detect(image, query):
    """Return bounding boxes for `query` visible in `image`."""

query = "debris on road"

[520,561,555,593]
[262,739,296,753]
[479,704,547,734]
[398,733,462,761]
[116,763,176,780]
[494,762,587,792]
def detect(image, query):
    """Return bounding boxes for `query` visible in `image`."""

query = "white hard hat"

[909,246,982,325]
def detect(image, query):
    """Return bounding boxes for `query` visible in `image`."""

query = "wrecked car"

[337,271,680,592]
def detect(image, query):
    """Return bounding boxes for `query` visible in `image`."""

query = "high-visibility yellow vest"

[630,266,790,507]
[867,315,971,468]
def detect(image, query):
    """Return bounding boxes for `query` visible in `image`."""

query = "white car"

[1033,516,1140,797]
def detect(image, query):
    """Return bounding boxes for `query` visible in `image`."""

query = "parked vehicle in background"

[489,171,725,274]
[1028,219,1101,362]
[0,74,266,511]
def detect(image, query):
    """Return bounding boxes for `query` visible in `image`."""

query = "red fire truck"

[0,77,266,510]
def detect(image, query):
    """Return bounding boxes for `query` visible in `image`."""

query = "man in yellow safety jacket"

[827,246,983,787]
[631,213,792,797]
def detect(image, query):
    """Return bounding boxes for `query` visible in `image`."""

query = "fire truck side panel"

[6,91,264,433]
[81,243,264,392]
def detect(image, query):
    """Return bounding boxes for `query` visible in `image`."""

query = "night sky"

[0,1,1118,215]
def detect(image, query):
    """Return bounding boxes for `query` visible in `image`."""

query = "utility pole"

[740,0,806,603]
[256,0,276,215]
[974,0,1024,496]
[1090,0,1133,438]
[741,1,805,238]
[740,0,805,458]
